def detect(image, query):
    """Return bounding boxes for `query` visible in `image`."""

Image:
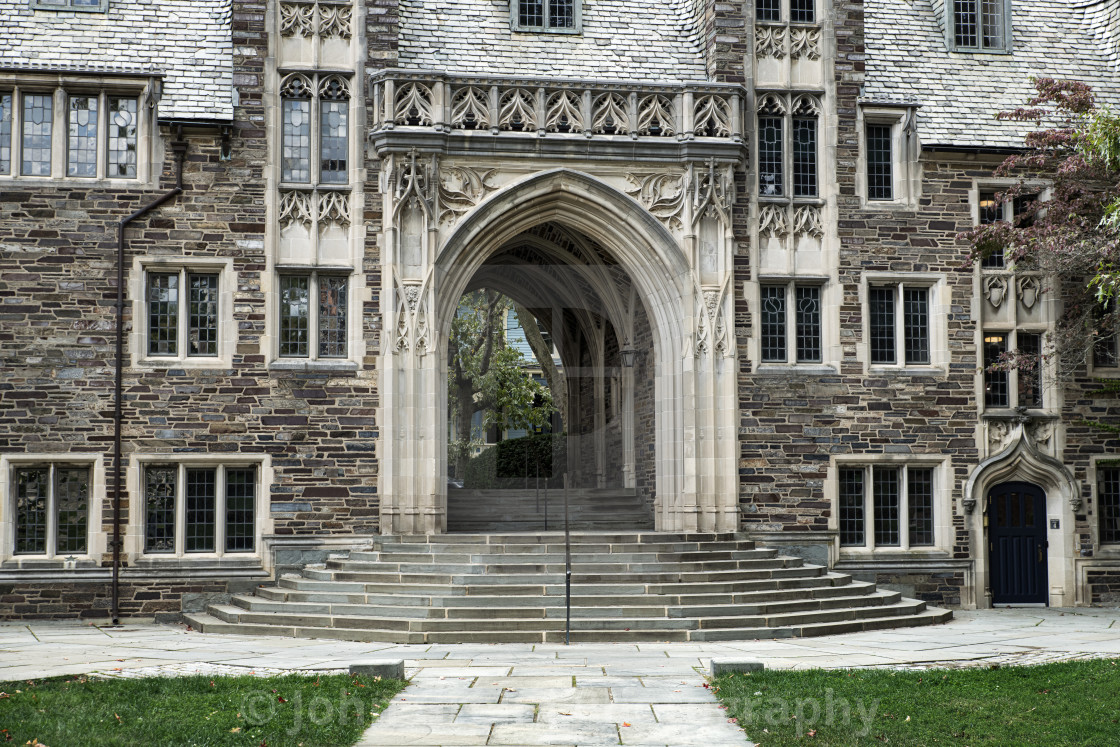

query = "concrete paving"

[2,608,1119,746]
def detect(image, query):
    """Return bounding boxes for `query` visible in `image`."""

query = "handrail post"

[563,472,571,645]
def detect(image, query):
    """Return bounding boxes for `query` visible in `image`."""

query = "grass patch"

[713,659,1120,746]
[0,672,407,747]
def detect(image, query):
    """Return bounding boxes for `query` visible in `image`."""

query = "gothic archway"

[379,169,739,534]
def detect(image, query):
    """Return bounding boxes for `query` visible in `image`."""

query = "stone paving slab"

[3,608,1120,746]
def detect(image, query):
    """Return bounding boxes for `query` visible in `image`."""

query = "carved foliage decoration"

[692,159,734,226]
[546,90,583,133]
[790,28,821,60]
[395,83,434,126]
[694,95,731,138]
[988,419,1011,453]
[758,204,788,239]
[319,4,352,39]
[280,3,315,37]
[438,165,498,224]
[318,191,350,229]
[793,205,823,239]
[451,87,490,130]
[637,94,675,137]
[393,279,431,356]
[695,287,730,357]
[625,172,686,231]
[279,190,314,231]
[592,93,628,135]
[499,88,537,131]
[280,2,351,39]
[755,25,787,59]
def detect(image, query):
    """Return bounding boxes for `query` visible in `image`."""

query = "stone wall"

[1087,569,1120,604]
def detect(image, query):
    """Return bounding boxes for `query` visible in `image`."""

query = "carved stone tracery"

[755,26,787,59]
[625,172,686,231]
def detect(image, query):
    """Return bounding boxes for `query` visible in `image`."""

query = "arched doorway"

[987,481,1048,605]
[378,169,739,534]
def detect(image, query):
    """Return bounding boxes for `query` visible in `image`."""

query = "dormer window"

[950,0,1011,52]
[512,0,581,34]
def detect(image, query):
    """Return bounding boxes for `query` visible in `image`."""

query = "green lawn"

[0,673,407,747]
[713,659,1120,746]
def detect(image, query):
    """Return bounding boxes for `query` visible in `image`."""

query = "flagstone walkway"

[2,608,1118,746]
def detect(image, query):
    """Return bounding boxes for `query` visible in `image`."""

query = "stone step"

[327,557,795,574]
[346,548,778,564]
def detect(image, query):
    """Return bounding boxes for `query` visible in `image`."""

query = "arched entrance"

[965,424,1079,607]
[378,169,739,534]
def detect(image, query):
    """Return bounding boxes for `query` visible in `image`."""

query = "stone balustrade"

[370,69,745,143]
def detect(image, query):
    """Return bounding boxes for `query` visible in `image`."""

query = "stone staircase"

[447,487,653,532]
[184,533,952,643]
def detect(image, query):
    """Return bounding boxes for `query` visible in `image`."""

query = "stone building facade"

[1,0,1119,620]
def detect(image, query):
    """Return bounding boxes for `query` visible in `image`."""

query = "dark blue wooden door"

[987,482,1048,604]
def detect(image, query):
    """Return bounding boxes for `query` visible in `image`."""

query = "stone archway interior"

[446,221,657,530]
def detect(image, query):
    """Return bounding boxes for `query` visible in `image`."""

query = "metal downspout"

[111,136,188,624]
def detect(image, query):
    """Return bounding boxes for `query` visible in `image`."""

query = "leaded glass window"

[984,333,1009,408]
[791,0,815,23]
[11,464,90,556]
[760,283,822,364]
[760,285,786,363]
[281,97,311,183]
[14,467,48,554]
[147,272,179,356]
[319,275,348,358]
[1099,466,1120,544]
[903,287,930,365]
[838,468,865,546]
[22,93,52,176]
[516,0,576,29]
[225,468,256,553]
[0,93,11,175]
[838,464,938,551]
[280,275,311,357]
[1018,331,1043,408]
[141,464,258,555]
[758,116,783,196]
[873,467,901,546]
[795,285,821,362]
[144,465,177,553]
[280,273,347,360]
[282,74,351,186]
[54,467,89,554]
[107,97,138,178]
[869,286,895,364]
[756,0,780,22]
[978,190,1005,268]
[908,467,934,546]
[185,469,216,553]
[792,116,817,197]
[866,123,893,200]
[319,81,349,184]
[954,0,1007,51]
[188,274,219,357]
[67,95,98,177]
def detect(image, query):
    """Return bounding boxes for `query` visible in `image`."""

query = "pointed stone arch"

[964,424,1081,607]
[378,168,739,534]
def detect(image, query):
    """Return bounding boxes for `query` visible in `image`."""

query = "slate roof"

[864,0,1120,149]
[398,0,709,84]
[0,0,233,121]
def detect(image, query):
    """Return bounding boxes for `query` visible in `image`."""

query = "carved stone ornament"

[394,281,431,356]
[988,419,1010,453]
[693,96,732,138]
[318,4,352,39]
[1018,275,1041,310]
[279,190,314,230]
[793,205,823,239]
[984,275,1008,309]
[318,191,350,229]
[691,159,734,226]
[395,83,434,127]
[758,204,787,239]
[1029,419,1054,449]
[695,288,729,357]
[393,149,436,217]
[438,165,498,224]
[755,26,787,59]
[626,172,686,231]
[451,87,491,130]
[790,28,821,60]
[280,3,315,37]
